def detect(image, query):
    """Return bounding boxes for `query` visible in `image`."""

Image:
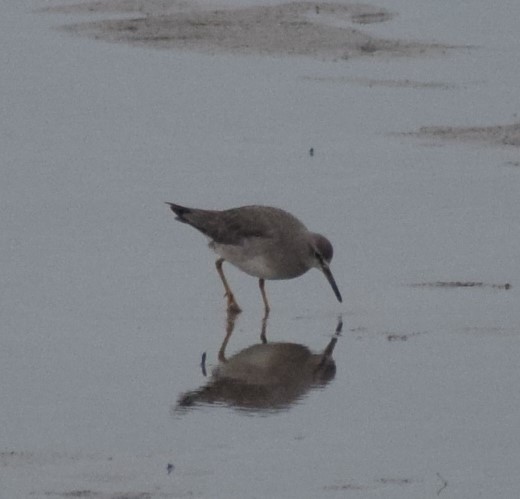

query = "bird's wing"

[169,204,274,245]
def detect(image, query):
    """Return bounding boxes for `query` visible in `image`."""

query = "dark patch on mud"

[411,281,511,290]
[304,75,457,89]
[324,476,414,492]
[44,491,161,498]
[378,477,413,485]
[324,483,365,491]
[403,123,520,147]
[350,11,393,25]
[351,78,456,89]
[44,1,452,60]
[59,492,98,498]
[45,493,158,498]
[386,332,422,342]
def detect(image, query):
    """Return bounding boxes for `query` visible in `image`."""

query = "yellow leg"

[215,258,241,313]
[259,278,270,317]
[218,309,239,362]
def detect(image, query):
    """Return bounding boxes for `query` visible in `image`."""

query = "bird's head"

[309,233,342,303]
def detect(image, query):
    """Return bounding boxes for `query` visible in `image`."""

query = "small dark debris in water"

[325,477,412,492]
[377,477,412,485]
[387,334,408,342]
[386,332,422,342]
[411,281,511,290]
[315,5,319,14]
[309,147,314,156]
[167,463,175,475]
[200,352,207,377]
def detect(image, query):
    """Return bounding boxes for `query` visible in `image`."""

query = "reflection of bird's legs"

[260,313,268,344]
[215,258,241,313]
[218,309,239,362]
[258,278,270,317]
[258,279,270,343]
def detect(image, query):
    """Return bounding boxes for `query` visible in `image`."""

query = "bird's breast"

[210,240,309,280]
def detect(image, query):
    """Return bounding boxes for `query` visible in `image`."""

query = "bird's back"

[170,204,308,246]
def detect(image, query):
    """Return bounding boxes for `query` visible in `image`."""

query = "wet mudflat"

[44,0,450,59]
[2,1,520,498]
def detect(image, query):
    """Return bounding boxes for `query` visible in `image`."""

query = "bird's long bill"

[320,262,343,303]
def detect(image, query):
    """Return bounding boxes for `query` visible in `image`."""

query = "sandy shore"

[45,0,450,59]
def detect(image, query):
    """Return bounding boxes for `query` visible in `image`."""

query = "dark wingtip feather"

[165,202,191,222]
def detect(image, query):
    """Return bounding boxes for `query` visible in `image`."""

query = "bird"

[166,203,342,314]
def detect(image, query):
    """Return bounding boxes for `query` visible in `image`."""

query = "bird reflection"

[176,313,342,413]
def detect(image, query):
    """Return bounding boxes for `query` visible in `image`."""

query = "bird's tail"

[165,202,192,223]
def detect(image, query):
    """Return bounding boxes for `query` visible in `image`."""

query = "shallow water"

[2,1,520,498]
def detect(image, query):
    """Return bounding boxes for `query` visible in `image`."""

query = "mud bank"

[46,0,451,60]
[408,122,520,147]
